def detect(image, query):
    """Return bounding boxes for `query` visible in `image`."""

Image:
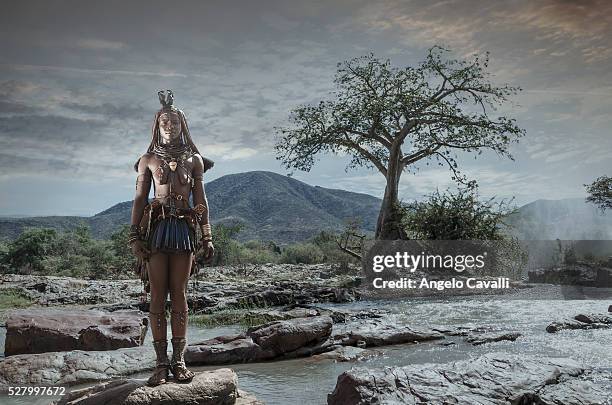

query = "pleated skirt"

[149,216,196,253]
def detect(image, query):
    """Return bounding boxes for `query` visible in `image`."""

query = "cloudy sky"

[1,0,611,216]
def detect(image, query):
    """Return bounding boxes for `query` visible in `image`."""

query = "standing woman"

[128,90,214,386]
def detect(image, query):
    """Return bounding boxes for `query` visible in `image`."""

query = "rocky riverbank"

[1,266,610,404]
[0,264,362,315]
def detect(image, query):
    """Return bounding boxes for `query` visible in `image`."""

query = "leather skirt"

[140,199,199,254]
[149,216,196,253]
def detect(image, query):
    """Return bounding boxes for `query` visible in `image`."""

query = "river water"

[1,286,611,405]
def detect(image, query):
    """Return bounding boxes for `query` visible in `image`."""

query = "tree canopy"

[275,46,525,239]
[585,175,612,211]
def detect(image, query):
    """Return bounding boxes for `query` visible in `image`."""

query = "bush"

[6,227,57,274]
[5,224,127,279]
[280,243,324,264]
[110,225,137,277]
[310,230,358,264]
[401,185,516,240]
[0,239,9,273]
[209,222,246,266]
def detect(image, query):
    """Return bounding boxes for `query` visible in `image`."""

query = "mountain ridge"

[0,171,381,243]
[1,171,611,242]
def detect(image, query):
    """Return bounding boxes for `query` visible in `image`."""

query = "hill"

[505,198,612,240]
[2,174,611,243]
[0,171,381,243]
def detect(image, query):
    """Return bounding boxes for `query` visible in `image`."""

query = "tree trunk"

[375,149,407,240]
[375,183,407,240]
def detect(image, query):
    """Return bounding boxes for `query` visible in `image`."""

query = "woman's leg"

[168,252,195,381]
[148,252,169,339]
[146,251,170,386]
[168,252,192,337]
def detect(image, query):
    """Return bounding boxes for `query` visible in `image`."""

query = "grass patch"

[190,309,279,328]
[0,288,33,309]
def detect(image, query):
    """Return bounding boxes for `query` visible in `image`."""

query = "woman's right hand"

[130,240,150,261]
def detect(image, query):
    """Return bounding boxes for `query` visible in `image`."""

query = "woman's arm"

[129,155,152,259]
[192,154,214,259]
[131,154,152,226]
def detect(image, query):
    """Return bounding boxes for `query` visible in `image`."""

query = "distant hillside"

[2,176,610,243]
[505,198,612,240]
[0,171,381,243]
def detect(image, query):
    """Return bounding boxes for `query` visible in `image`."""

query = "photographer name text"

[372,277,510,290]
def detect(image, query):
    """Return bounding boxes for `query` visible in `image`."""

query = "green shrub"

[310,230,358,264]
[401,185,516,240]
[280,243,324,264]
[6,227,57,273]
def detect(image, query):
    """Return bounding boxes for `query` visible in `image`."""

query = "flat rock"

[5,309,148,356]
[186,316,333,365]
[0,346,154,390]
[244,307,319,322]
[53,368,263,405]
[547,313,612,333]
[327,352,609,404]
[574,313,612,324]
[311,346,382,362]
[332,320,444,347]
[465,331,522,346]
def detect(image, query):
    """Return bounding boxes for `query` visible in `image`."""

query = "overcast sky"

[1,0,611,216]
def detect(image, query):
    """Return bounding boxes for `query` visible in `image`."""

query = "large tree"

[275,46,525,239]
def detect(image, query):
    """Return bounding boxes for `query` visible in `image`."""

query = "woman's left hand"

[198,240,215,262]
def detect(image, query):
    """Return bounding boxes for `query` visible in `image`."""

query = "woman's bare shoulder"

[134,152,154,172]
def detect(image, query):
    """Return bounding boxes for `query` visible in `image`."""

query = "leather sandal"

[147,339,170,386]
[170,337,195,382]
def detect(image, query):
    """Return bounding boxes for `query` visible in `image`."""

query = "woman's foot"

[147,339,170,386]
[170,337,195,382]
[147,364,170,386]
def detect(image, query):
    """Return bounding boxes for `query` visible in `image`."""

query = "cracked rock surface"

[327,352,611,405]
[0,346,154,391]
[53,369,263,405]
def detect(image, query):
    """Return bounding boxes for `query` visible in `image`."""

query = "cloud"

[75,39,128,51]
[1,0,611,215]
[0,101,41,114]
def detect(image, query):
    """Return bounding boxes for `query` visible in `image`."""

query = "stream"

[1,285,611,405]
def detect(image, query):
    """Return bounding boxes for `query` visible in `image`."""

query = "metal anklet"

[171,310,188,327]
[149,311,166,331]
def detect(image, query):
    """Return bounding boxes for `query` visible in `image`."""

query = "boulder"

[185,335,273,365]
[0,346,154,390]
[574,313,612,324]
[186,316,333,365]
[246,315,332,354]
[332,320,444,347]
[4,309,148,356]
[54,369,263,405]
[327,352,609,404]
[547,313,612,333]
